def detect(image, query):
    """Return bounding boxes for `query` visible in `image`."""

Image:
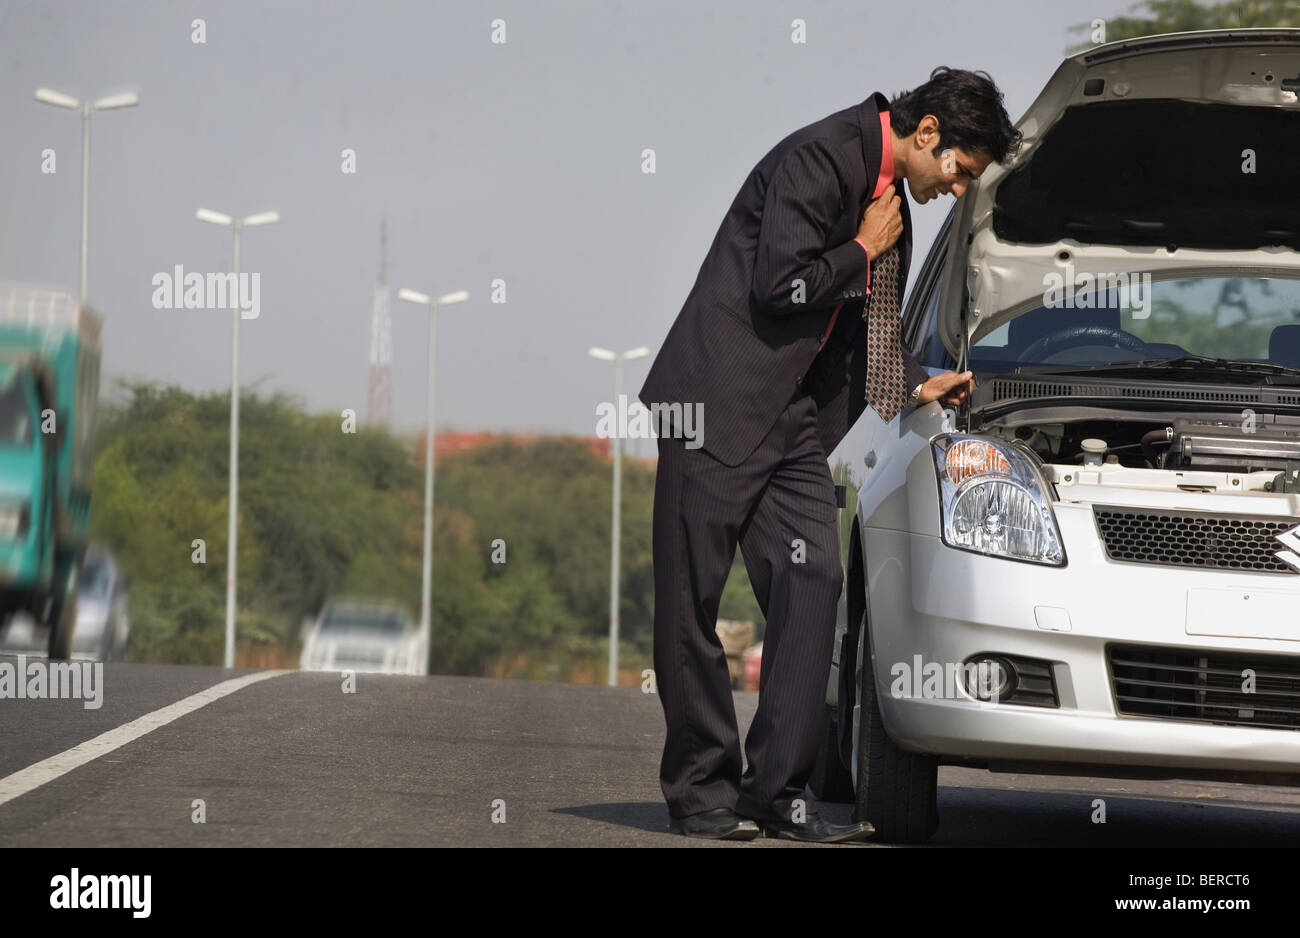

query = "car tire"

[96,619,114,662]
[115,617,130,662]
[851,601,940,844]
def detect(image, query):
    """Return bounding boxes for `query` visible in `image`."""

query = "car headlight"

[931,434,1065,566]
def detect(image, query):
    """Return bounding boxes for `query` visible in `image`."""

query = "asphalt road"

[2,656,1299,847]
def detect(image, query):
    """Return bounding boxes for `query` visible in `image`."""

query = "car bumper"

[71,614,108,654]
[299,637,421,674]
[864,507,1300,775]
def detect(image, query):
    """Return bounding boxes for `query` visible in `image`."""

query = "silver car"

[299,598,423,674]
[814,29,1300,843]
[69,546,129,661]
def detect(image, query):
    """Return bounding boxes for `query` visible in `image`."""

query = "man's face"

[904,114,994,204]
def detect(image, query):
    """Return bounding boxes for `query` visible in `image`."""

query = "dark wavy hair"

[889,67,1021,163]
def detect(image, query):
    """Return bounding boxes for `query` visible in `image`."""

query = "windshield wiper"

[1010,355,1300,384]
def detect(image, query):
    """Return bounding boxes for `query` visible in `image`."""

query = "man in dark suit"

[639,67,1021,842]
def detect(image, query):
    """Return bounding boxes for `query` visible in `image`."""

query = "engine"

[984,416,1300,494]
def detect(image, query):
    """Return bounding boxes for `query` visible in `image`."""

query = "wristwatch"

[907,382,923,405]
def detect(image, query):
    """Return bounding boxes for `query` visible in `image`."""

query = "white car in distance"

[300,598,423,675]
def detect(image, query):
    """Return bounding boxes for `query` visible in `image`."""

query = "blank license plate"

[1186,587,1300,642]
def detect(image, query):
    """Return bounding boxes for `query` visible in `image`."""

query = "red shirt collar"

[873,109,893,200]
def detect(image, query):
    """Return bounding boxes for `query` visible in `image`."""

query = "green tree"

[1069,0,1300,52]
[87,382,763,676]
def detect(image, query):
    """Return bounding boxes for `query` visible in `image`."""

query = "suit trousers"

[652,387,844,821]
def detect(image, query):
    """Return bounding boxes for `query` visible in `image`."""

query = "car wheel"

[96,619,115,662]
[851,608,939,844]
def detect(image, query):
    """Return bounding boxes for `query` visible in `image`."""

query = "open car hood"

[937,28,1300,356]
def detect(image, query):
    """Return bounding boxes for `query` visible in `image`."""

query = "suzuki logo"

[1275,523,1300,573]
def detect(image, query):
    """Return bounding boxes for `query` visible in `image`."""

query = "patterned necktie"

[863,245,908,421]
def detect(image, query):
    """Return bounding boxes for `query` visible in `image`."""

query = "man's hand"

[855,183,903,258]
[918,370,974,407]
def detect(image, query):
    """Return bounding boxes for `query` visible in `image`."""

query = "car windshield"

[0,377,33,445]
[79,557,112,599]
[319,606,409,635]
[971,275,1300,371]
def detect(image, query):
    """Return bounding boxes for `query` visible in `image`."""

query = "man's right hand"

[855,183,903,258]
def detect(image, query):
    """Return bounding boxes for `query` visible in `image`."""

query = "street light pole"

[589,345,649,686]
[398,287,470,676]
[421,300,436,674]
[34,87,139,304]
[228,220,241,671]
[196,207,280,669]
[80,102,89,304]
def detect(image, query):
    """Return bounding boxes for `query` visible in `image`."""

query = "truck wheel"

[851,613,939,844]
[46,556,81,661]
[47,592,77,660]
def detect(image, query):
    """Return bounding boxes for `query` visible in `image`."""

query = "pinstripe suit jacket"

[639,92,928,467]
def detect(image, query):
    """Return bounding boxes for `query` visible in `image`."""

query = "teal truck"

[0,284,101,658]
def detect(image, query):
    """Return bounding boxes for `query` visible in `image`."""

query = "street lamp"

[34,86,139,304]
[588,345,649,686]
[196,207,280,669]
[398,286,470,676]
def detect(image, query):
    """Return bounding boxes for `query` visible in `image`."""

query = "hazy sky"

[0,0,1117,452]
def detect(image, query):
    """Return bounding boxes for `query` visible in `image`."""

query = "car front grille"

[1093,505,1300,574]
[1109,643,1300,730]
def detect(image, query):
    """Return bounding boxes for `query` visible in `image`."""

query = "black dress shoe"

[667,808,761,840]
[757,814,875,844]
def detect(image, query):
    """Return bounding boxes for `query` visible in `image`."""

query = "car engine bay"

[977,414,1300,495]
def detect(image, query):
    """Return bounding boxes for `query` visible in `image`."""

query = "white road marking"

[0,669,290,809]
